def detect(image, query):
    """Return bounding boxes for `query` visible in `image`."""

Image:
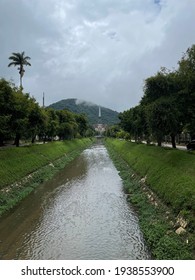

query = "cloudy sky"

[0,0,195,112]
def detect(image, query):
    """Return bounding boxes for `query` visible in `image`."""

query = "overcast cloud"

[0,0,195,112]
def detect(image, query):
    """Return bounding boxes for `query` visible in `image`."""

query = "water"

[0,144,150,259]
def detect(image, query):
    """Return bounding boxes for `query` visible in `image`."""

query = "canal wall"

[105,138,195,259]
[0,138,94,216]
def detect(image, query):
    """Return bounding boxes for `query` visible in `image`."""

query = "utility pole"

[43,92,45,108]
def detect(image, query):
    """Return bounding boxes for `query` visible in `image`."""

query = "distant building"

[93,106,107,134]
[94,123,107,134]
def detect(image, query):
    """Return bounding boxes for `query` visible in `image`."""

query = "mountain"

[48,98,119,125]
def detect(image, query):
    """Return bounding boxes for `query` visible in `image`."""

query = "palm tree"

[8,51,31,89]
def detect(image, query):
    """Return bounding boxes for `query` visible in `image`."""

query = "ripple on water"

[0,144,150,260]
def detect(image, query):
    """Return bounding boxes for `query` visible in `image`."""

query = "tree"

[141,69,183,147]
[56,109,78,140]
[0,79,14,145]
[141,69,180,106]
[28,102,46,143]
[44,108,59,141]
[177,45,195,139]
[75,114,88,137]
[10,89,33,147]
[8,51,31,89]
[106,125,120,138]
[119,105,149,142]
[117,45,195,146]
[146,98,181,147]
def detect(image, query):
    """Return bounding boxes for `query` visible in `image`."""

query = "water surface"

[0,143,149,259]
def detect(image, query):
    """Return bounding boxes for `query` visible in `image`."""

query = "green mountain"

[48,98,119,125]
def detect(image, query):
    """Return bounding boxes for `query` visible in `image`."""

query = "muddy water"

[0,143,150,260]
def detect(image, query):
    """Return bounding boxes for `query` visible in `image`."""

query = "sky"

[0,0,195,112]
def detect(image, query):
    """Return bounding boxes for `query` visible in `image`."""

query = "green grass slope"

[105,138,195,259]
[106,139,195,212]
[0,139,93,216]
[0,139,92,189]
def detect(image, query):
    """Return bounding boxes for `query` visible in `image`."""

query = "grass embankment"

[0,138,93,216]
[105,138,195,259]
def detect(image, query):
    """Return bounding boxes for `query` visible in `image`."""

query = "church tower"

[98,106,101,120]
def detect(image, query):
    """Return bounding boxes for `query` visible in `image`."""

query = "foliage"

[8,51,31,88]
[119,105,148,142]
[10,89,37,146]
[119,45,195,147]
[177,45,195,138]
[146,98,181,147]
[44,108,59,140]
[0,80,94,146]
[141,69,180,105]
[105,124,121,138]
[0,79,14,145]
[28,104,46,143]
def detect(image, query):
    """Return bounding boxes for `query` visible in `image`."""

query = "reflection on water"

[0,143,150,259]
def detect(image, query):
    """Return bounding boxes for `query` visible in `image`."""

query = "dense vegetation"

[106,138,195,259]
[109,45,195,148]
[0,80,95,147]
[48,98,119,125]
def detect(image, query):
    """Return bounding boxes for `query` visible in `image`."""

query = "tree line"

[116,44,195,148]
[0,52,95,147]
[0,78,94,147]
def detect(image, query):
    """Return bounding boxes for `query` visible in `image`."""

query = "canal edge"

[0,138,94,218]
[104,140,194,260]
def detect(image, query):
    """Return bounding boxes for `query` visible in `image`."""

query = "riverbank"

[105,138,195,259]
[0,138,94,216]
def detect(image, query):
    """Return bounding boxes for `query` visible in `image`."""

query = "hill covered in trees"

[48,98,119,125]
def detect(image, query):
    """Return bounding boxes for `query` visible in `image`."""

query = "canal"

[0,143,150,259]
